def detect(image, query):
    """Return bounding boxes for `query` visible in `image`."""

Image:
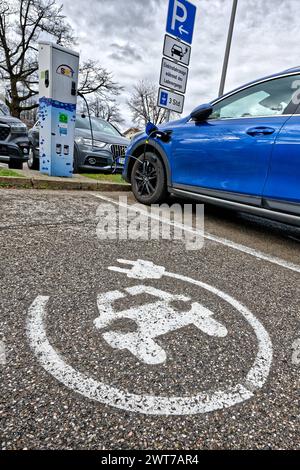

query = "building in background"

[123,127,142,140]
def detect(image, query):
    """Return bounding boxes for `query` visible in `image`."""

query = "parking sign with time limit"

[158,88,185,114]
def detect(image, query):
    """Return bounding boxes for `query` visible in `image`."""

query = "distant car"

[124,67,300,226]
[0,107,29,169]
[28,115,129,173]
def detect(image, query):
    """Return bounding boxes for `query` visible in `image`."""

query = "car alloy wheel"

[131,152,167,205]
[135,160,158,197]
[28,147,34,166]
[27,146,39,170]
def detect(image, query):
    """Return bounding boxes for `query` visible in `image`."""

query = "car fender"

[125,138,172,187]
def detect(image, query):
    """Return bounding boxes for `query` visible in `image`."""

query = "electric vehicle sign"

[163,34,191,66]
[158,88,185,114]
[27,259,273,416]
[166,0,197,45]
[160,58,189,94]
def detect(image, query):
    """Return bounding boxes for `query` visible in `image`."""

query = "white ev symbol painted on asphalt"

[27,259,273,416]
[94,285,227,365]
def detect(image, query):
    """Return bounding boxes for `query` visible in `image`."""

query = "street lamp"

[218,0,238,97]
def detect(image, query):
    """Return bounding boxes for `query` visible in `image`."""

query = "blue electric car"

[124,68,300,226]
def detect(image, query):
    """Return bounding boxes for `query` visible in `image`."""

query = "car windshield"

[76,116,121,136]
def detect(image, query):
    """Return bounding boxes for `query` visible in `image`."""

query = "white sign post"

[163,34,191,66]
[158,88,185,114]
[159,58,189,94]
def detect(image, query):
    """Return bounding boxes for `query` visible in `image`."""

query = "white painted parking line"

[0,339,6,365]
[92,194,300,274]
[292,338,300,365]
[27,259,273,416]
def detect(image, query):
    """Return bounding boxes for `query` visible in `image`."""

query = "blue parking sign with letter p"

[166,0,197,45]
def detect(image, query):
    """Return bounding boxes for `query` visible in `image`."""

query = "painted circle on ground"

[26,261,273,415]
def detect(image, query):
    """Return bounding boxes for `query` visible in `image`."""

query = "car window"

[210,74,300,120]
[0,102,9,116]
[76,116,121,136]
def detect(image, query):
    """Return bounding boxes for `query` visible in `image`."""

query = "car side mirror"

[191,103,213,122]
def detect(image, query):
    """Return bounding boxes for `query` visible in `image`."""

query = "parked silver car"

[0,108,29,169]
[28,114,129,173]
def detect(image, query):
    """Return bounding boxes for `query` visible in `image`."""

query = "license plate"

[119,157,125,165]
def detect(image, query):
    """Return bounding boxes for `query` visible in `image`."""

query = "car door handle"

[246,127,276,137]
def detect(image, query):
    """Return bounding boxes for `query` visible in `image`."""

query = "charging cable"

[77,91,95,150]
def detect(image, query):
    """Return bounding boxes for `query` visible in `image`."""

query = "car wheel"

[131,152,168,205]
[27,145,39,170]
[73,147,79,173]
[8,160,23,170]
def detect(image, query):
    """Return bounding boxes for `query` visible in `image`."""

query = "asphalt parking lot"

[0,189,299,450]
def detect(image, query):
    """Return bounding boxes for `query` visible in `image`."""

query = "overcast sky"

[62,0,300,130]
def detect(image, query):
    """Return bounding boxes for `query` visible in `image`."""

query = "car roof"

[213,66,300,103]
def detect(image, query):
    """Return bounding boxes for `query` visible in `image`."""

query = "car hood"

[75,128,129,145]
[0,116,23,125]
[159,115,191,129]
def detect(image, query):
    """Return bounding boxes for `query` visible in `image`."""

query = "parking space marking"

[292,338,300,365]
[27,259,273,416]
[0,339,6,365]
[92,193,300,274]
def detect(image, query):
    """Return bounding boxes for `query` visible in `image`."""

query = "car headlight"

[75,137,107,149]
[10,122,27,133]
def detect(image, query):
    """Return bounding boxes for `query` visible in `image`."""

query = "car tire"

[27,145,39,170]
[8,160,23,170]
[73,146,79,174]
[131,152,168,205]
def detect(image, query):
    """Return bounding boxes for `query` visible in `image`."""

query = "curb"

[0,176,131,192]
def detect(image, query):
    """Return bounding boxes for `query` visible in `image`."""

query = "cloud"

[109,43,143,63]
[62,0,300,128]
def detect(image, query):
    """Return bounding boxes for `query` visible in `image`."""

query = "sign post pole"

[165,109,171,122]
[218,0,238,97]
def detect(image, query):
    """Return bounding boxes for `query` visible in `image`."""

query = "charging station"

[38,42,79,177]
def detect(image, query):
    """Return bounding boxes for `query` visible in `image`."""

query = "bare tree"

[127,80,175,127]
[20,97,38,126]
[78,60,122,98]
[0,0,75,117]
[0,0,123,119]
[87,96,125,126]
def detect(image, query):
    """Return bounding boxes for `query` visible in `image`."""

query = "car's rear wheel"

[131,152,168,205]
[27,145,39,170]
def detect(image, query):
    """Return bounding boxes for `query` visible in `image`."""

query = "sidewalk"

[0,164,131,192]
